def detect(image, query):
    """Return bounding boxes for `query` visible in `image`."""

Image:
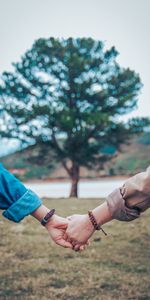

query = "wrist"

[92,202,112,226]
[45,214,57,229]
[31,205,56,228]
[31,205,49,222]
[84,214,95,233]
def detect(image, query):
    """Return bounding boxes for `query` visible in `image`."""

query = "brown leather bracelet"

[41,209,55,226]
[88,210,107,235]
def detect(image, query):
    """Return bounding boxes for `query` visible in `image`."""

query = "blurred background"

[0,1,150,299]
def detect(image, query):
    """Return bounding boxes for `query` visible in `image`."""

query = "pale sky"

[0,0,150,120]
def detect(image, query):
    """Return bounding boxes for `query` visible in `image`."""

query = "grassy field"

[0,198,150,300]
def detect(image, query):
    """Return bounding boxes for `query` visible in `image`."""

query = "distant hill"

[107,133,150,176]
[0,143,104,180]
[0,143,57,180]
[1,133,150,180]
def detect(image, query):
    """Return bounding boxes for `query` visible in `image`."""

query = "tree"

[0,38,148,197]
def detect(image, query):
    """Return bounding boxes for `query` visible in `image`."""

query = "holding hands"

[32,201,111,251]
[65,202,109,251]
[44,212,93,251]
[65,214,95,251]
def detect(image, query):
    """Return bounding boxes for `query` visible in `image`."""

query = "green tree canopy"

[0,37,148,196]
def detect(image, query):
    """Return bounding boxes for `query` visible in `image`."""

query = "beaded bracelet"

[88,210,107,236]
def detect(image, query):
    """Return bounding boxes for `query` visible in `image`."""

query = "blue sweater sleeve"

[0,163,42,222]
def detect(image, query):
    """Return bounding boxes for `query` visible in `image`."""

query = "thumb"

[56,238,73,249]
[63,232,68,241]
[55,217,69,229]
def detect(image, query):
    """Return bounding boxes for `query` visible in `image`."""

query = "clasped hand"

[46,213,95,251]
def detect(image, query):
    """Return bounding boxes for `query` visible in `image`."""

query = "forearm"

[92,201,113,226]
[31,204,49,222]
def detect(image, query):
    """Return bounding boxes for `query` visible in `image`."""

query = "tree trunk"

[69,162,79,198]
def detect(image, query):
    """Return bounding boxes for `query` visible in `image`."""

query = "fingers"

[73,243,87,252]
[55,219,69,230]
[79,245,86,251]
[56,238,73,249]
[72,239,90,251]
[63,232,73,244]
[63,232,90,252]
[73,244,83,251]
[63,215,91,252]
[59,237,89,251]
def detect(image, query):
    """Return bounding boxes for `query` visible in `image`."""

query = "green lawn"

[0,198,150,300]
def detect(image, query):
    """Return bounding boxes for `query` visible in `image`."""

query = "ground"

[0,198,150,300]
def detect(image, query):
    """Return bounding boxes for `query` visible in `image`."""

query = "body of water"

[25,178,126,198]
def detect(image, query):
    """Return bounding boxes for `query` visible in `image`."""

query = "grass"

[0,198,150,300]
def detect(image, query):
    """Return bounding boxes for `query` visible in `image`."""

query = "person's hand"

[46,214,87,251]
[45,214,73,249]
[32,204,92,251]
[65,214,95,251]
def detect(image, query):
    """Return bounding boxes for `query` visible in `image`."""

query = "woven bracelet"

[88,210,107,236]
